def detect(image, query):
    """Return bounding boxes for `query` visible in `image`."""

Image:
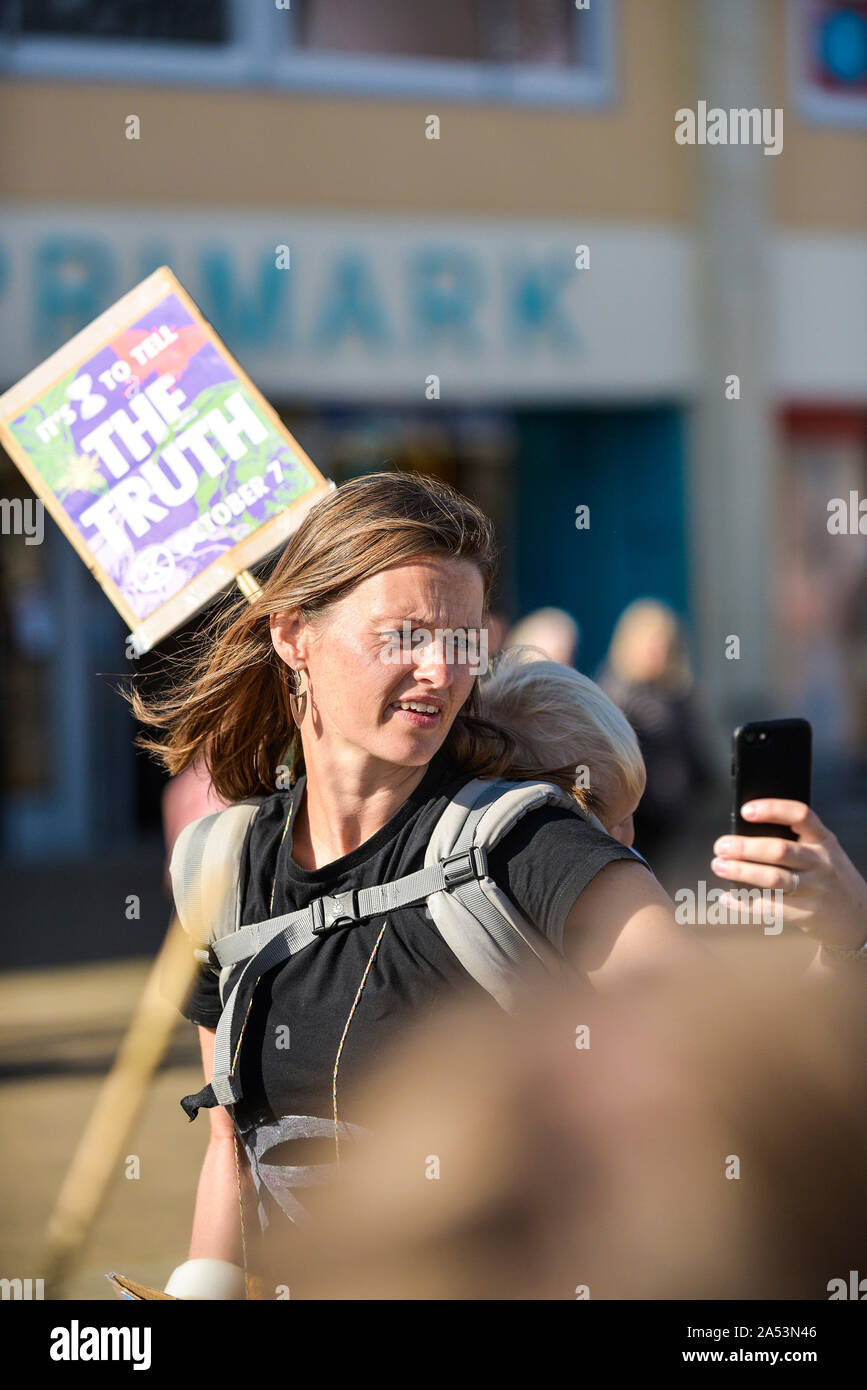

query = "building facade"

[0,0,865,855]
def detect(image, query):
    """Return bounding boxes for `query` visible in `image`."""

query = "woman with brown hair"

[132,471,693,1299]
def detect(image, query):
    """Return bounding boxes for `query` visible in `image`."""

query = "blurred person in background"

[506,606,580,667]
[598,599,713,866]
[269,947,867,1300]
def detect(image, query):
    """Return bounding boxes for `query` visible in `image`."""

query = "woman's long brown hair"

[127,471,516,802]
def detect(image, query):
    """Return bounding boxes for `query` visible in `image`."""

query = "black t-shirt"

[180,748,646,1134]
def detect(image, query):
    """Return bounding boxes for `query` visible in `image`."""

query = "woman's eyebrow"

[372,614,440,627]
[369,614,485,639]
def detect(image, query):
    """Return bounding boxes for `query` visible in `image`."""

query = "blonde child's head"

[478,646,646,845]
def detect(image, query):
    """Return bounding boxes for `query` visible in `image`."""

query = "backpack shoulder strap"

[169,799,264,960]
[422,777,585,1012]
[186,779,592,983]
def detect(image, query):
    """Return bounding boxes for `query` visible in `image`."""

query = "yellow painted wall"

[0,0,693,221]
[0,0,862,231]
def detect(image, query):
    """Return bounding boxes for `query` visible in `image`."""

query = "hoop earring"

[289,667,308,727]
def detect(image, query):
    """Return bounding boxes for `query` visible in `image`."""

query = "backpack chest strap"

[210,846,488,969]
[182,847,490,1119]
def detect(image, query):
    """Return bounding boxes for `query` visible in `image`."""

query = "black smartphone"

[730,719,812,840]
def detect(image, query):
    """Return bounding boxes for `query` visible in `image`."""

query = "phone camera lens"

[744,731,755,744]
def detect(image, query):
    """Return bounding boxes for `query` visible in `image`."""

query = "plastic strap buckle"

[441,846,488,889]
[311,889,361,936]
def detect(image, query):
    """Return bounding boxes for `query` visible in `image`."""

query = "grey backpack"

[170,776,616,1118]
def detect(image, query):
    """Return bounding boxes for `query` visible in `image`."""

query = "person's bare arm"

[187,1025,256,1263]
[562,860,709,989]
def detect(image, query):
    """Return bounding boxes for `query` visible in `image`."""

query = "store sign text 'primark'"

[0,211,698,399]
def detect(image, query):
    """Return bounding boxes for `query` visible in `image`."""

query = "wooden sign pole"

[42,570,263,1298]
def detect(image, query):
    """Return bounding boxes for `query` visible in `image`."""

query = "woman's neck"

[291,743,432,870]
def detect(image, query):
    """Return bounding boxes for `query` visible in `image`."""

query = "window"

[293,0,584,66]
[277,0,614,104]
[791,0,867,126]
[0,0,615,107]
[6,0,229,43]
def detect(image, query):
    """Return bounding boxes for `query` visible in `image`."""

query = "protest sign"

[0,267,331,651]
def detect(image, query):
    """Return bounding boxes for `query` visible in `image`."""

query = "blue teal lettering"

[508,261,579,350]
[313,256,391,351]
[34,238,115,349]
[409,248,482,350]
[199,248,290,349]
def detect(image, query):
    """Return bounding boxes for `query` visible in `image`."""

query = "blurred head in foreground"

[264,950,867,1300]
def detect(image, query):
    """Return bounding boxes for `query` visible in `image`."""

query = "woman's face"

[271,555,485,772]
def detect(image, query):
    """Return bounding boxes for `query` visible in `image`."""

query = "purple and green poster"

[0,268,330,650]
